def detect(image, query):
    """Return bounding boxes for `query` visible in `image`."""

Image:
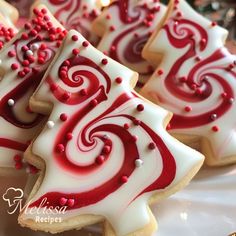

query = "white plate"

[1,164,236,236]
[152,164,236,236]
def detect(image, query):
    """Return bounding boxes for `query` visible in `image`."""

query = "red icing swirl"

[162,19,235,129]
[29,54,176,210]
[48,0,97,42]
[47,55,111,105]
[108,1,158,86]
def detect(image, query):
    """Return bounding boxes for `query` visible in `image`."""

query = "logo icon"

[2,187,24,214]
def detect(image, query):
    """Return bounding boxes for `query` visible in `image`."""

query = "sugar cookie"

[19,29,204,236]
[141,0,236,166]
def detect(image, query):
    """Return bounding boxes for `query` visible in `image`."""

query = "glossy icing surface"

[94,0,166,88]
[35,0,102,45]
[141,0,236,163]
[0,5,66,170]
[20,30,203,236]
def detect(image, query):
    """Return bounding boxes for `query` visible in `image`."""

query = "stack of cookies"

[0,0,235,235]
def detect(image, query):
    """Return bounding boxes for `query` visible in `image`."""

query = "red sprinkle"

[8,51,16,57]
[29,165,39,174]
[82,41,89,47]
[124,123,130,129]
[38,57,45,64]
[90,99,98,107]
[22,60,30,66]
[148,142,156,150]
[66,132,73,140]
[212,126,219,132]
[157,69,164,75]
[80,89,88,96]
[102,145,111,154]
[72,48,80,55]
[121,175,128,183]
[41,8,47,14]
[62,92,71,101]
[167,123,171,130]
[24,22,32,30]
[106,14,111,19]
[40,43,47,50]
[132,135,138,142]
[200,38,206,47]
[101,58,108,65]
[176,11,183,17]
[60,113,68,121]
[59,197,67,206]
[56,144,65,153]
[184,106,192,112]
[115,77,122,84]
[96,155,105,165]
[136,104,144,112]
[180,76,187,82]
[18,71,25,78]
[221,92,227,98]
[50,83,58,91]
[109,25,116,31]
[211,21,217,27]
[15,162,23,170]
[67,199,75,207]
[195,56,201,61]
[195,88,202,95]
[63,60,70,66]
[133,119,141,126]
[14,154,22,162]
[11,63,18,70]
[21,32,29,40]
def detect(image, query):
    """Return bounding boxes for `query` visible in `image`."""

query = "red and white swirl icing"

[141,0,236,164]
[94,0,166,88]
[35,0,101,45]
[20,30,203,235]
[0,5,66,171]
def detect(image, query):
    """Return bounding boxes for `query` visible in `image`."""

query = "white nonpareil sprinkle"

[135,159,143,167]
[8,99,15,106]
[47,120,55,129]
[26,50,34,57]
[211,114,217,120]
[229,98,234,104]
[31,43,39,51]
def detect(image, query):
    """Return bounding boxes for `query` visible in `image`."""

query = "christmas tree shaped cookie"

[93,0,166,88]
[33,0,103,45]
[0,4,66,173]
[18,30,204,236]
[141,0,236,166]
